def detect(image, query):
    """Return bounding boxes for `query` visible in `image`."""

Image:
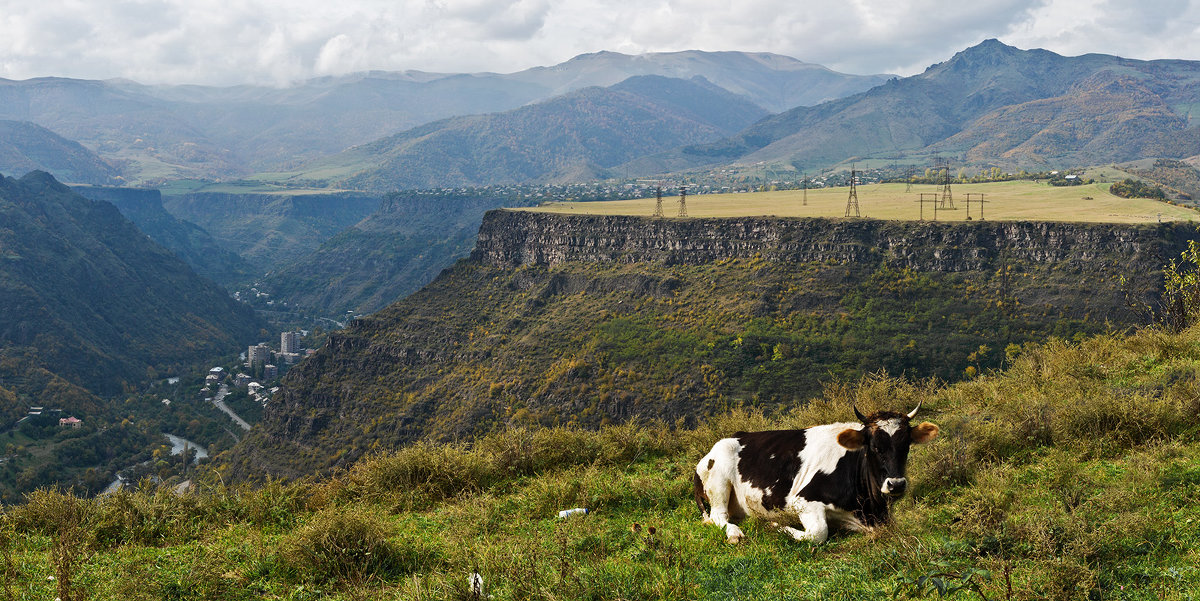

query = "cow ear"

[911,422,940,444]
[837,428,866,450]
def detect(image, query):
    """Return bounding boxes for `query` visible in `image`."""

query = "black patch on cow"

[707,458,715,470]
[735,430,807,511]
[798,451,890,526]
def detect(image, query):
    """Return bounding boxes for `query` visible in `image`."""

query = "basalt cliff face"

[475,211,1186,274]
[227,210,1196,479]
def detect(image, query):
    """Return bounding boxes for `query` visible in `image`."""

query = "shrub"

[280,505,439,585]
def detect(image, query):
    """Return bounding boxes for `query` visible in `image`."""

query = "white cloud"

[0,0,1197,85]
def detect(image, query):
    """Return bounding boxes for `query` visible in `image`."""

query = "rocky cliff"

[475,211,1189,273]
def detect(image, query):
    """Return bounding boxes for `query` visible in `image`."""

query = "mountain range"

[284,75,769,192]
[650,39,1200,173]
[0,51,889,184]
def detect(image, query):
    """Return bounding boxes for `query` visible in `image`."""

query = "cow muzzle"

[882,478,908,497]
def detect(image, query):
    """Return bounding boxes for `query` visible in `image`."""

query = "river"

[101,433,208,494]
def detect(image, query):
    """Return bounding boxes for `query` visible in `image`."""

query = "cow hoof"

[726,532,744,545]
[702,517,713,525]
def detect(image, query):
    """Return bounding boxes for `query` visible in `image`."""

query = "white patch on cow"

[788,422,861,496]
[878,418,904,436]
[695,438,746,540]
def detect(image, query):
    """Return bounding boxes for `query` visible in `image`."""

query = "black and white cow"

[693,405,939,543]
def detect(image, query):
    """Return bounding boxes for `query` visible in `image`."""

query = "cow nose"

[883,478,908,496]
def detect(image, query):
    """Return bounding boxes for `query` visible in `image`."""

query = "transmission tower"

[937,161,956,209]
[802,172,808,206]
[678,185,688,218]
[653,186,664,217]
[845,167,860,218]
[905,165,914,192]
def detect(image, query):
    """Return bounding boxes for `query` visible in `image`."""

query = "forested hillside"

[73,185,253,285]
[0,171,262,402]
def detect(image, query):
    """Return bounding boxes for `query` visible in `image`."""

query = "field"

[524,180,1200,223]
[155,178,355,196]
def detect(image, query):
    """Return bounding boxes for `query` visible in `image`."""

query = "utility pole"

[678,185,688,218]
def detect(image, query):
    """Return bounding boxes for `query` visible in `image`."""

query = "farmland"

[525,180,1199,223]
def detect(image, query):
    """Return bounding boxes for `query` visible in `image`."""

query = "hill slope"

[262,191,528,318]
[15,311,1200,599]
[160,191,381,271]
[226,211,1189,478]
[0,121,121,185]
[72,185,252,285]
[0,171,262,400]
[652,39,1200,173]
[288,75,770,192]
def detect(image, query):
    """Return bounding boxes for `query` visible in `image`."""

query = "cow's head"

[836,403,939,498]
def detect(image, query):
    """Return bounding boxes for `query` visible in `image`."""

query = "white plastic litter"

[557,507,588,518]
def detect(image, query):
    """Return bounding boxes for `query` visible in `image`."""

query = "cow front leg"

[701,482,744,544]
[777,502,830,543]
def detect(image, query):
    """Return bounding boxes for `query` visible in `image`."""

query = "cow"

[692,405,939,544]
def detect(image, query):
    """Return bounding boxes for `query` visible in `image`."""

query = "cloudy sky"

[1,0,1198,86]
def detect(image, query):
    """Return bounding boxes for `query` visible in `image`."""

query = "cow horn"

[853,404,868,423]
[907,401,922,420]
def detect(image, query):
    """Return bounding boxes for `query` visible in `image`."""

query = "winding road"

[212,383,251,431]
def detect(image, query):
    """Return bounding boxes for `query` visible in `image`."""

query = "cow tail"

[692,471,708,517]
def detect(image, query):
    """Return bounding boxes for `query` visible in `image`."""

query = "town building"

[59,416,82,429]
[247,343,272,366]
[281,331,301,354]
[263,364,279,380]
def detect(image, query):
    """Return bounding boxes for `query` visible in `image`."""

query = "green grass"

[524,180,1200,223]
[8,323,1200,599]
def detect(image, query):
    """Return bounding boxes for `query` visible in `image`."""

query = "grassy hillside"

[8,321,1200,599]
[528,180,1200,222]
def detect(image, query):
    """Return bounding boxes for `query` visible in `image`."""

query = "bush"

[280,505,439,585]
